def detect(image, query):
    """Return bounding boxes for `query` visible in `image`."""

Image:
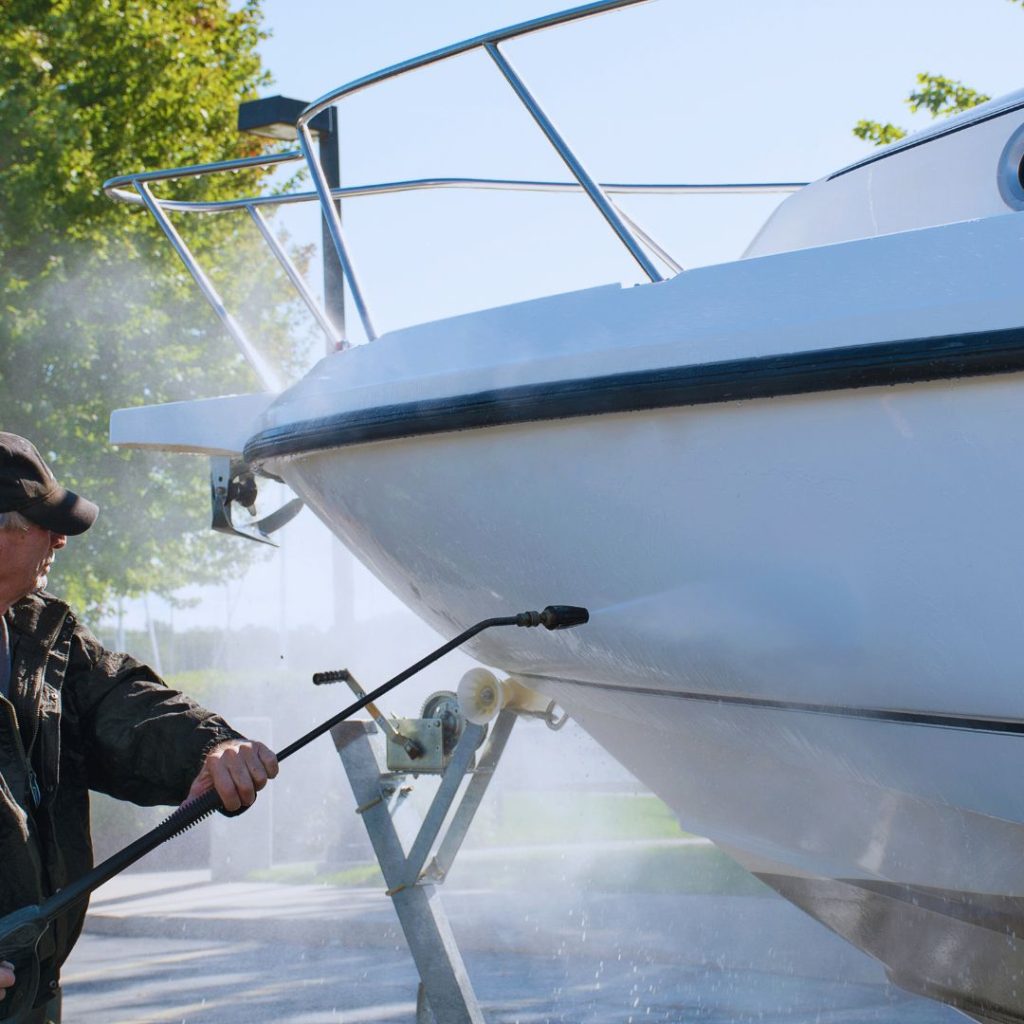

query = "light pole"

[238,95,354,637]
[237,95,346,346]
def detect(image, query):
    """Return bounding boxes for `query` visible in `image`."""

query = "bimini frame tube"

[105,172,807,214]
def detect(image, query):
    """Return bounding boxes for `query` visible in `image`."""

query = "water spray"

[0,604,589,1023]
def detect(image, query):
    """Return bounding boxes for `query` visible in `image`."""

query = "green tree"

[0,0,300,615]
[854,1,1024,146]
[854,73,991,146]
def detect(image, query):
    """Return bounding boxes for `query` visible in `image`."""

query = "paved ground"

[58,868,963,1023]
[63,932,955,1024]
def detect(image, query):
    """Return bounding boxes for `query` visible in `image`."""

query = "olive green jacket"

[0,591,241,1012]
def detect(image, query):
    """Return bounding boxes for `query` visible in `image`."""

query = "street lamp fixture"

[237,95,336,143]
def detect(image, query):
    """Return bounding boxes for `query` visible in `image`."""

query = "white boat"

[105,2,1024,1019]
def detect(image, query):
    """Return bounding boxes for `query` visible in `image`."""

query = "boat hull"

[263,371,1024,1016]
[271,372,1024,723]
[547,673,1024,1022]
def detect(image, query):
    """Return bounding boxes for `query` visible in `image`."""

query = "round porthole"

[997,121,1024,209]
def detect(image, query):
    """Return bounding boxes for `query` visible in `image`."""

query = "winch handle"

[0,604,589,1016]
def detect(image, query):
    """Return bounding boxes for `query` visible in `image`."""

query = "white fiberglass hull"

[269,376,1024,1019]
[274,376,1024,878]
[240,212,1024,1017]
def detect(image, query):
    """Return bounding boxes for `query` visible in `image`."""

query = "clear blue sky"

[126,0,1024,638]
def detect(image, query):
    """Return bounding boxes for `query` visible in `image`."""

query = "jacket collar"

[7,592,71,653]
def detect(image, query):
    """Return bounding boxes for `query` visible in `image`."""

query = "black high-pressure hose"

[0,604,588,1023]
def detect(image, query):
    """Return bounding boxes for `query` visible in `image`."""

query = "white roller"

[457,668,550,725]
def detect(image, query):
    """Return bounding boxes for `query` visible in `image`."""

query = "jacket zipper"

[4,607,72,810]
[22,613,72,804]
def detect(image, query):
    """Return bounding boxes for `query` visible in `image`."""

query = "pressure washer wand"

[292,605,585,758]
[0,604,588,1023]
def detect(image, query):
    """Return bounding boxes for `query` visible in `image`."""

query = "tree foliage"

[0,0,300,616]
[855,73,991,146]
[855,1,1024,146]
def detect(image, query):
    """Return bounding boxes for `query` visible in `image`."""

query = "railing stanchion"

[135,182,282,391]
[297,124,378,342]
[484,41,663,283]
[248,205,345,350]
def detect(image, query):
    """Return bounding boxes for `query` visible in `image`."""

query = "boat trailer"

[328,666,568,1024]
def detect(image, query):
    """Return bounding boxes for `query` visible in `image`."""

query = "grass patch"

[448,844,771,897]
[163,669,253,703]
[248,792,770,897]
[480,791,694,846]
[249,862,383,888]
[250,843,771,897]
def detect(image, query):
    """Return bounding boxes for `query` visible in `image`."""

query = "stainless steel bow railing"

[104,0,806,389]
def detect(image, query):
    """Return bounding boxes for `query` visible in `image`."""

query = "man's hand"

[0,960,14,1002]
[184,739,278,813]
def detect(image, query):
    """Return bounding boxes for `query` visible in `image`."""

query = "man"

[0,433,278,1023]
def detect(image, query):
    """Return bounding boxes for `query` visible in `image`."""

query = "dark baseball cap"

[0,433,98,535]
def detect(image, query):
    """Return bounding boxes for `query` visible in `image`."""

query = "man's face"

[0,523,67,605]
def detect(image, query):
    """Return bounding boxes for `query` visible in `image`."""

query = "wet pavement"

[64,932,956,1023]
[61,868,963,1023]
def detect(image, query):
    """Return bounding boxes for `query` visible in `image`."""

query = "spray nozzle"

[515,605,590,630]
